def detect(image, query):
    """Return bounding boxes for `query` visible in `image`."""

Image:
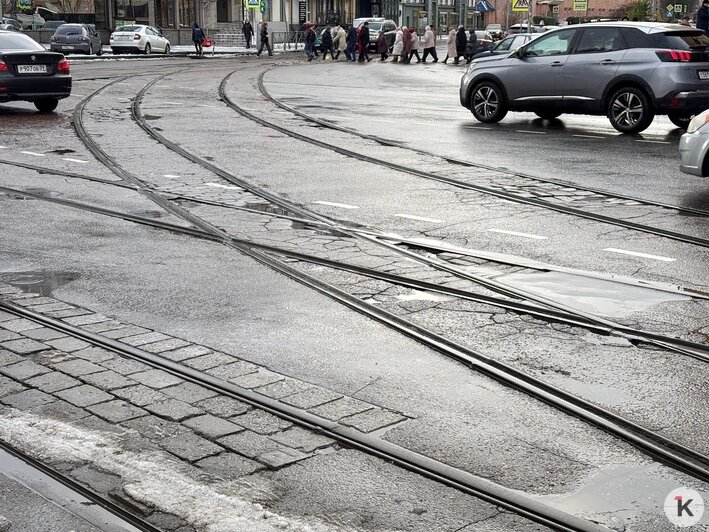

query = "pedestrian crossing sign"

[512,0,530,11]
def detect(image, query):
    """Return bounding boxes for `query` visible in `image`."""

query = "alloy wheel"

[473,86,498,119]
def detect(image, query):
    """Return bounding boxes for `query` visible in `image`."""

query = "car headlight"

[687,109,709,133]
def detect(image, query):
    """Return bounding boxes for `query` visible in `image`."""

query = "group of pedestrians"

[304,21,374,62]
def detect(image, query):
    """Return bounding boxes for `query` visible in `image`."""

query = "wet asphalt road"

[0,53,707,531]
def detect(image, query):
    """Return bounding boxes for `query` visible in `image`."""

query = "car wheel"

[534,111,562,120]
[34,98,58,113]
[470,81,508,123]
[144,43,151,55]
[667,112,692,129]
[164,44,170,55]
[607,86,654,134]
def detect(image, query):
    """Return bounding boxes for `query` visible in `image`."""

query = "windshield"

[368,23,382,31]
[656,31,709,50]
[55,26,83,35]
[0,33,44,51]
[487,24,501,30]
[116,25,142,32]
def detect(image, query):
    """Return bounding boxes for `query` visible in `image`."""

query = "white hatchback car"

[109,25,170,55]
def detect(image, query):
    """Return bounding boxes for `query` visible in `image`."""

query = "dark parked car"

[50,23,102,55]
[460,22,709,133]
[485,23,504,41]
[0,29,71,112]
[353,17,397,51]
[41,20,67,31]
[472,33,537,59]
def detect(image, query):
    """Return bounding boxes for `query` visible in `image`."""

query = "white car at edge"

[109,25,170,55]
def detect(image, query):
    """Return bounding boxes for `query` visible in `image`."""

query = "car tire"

[470,81,507,123]
[144,43,151,55]
[607,86,654,134]
[164,44,170,55]
[667,112,692,129]
[34,98,58,113]
[534,111,562,120]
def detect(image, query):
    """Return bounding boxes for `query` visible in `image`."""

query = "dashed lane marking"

[603,248,676,262]
[393,214,444,223]
[634,139,671,145]
[204,182,241,190]
[20,151,45,157]
[164,174,181,178]
[488,228,548,240]
[572,134,605,139]
[313,201,360,209]
[0,146,6,149]
[463,125,492,130]
[516,130,547,135]
[62,158,88,164]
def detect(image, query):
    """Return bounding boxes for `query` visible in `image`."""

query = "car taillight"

[656,49,691,62]
[0,61,7,72]
[58,59,70,73]
[134,33,141,40]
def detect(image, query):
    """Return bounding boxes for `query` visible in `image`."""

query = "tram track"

[45,72,708,486]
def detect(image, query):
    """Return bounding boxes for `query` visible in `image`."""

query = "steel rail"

[256,69,709,218]
[0,304,603,532]
[70,72,709,483]
[0,439,162,532]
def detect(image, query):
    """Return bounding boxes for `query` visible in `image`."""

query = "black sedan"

[0,29,71,112]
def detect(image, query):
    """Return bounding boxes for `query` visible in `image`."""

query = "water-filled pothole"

[0,271,78,296]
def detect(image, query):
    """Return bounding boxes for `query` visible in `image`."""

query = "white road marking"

[164,174,181,178]
[603,248,675,262]
[572,134,605,139]
[488,228,547,240]
[516,130,546,135]
[393,214,444,223]
[62,158,88,164]
[0,146,6,149]
[634,139,671,145]
[464,125,492,130]
[204,182,241,190]
[161,102,183,105]
[20,151,45,157]
[313,201,359,209]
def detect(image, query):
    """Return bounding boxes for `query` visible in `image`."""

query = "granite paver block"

[80,320,125,333]
[160,344,212,362]
[30,399,91,421]
[112,385,168,407]
[0,360,51,381]
[81,370,136,390]
[100,358,149,376]
[121,332,171,347]
[280,387,343,410]
[46,337,92,353]
[26,371,83,393]
[131,369,183,389]
[218,430,280,459]
[231,410,292,435]
[141,338,191,354]
[160,430,223,462]
[339,408,407,433]
[146,512,189,531]
[145,399,202,421]
[1,388,54,409]
[195,453,264,478]
[183,414,244,439]
[0,318,43,333]
[162,382,217,403]
[0,375,26,397]
[269,426,335,453]
[87,400,148,423]
[257,447,310,469]
[101,326,150,339]
[16,297,57,307]
[0,310,16,321]
[72,347,115,363]
[309,396,376,421]
[0,350,23,367]
[63,314,109,326]
[206,360,258,381]
[0,330,21,343]
[22,327,67,341]
[52,359,105,376]
[72,465,122,493]
[47,308,89,319]
[254,377,313,399]
[56,384,113,407]
[25,302,73,313]
[229,369,284,390]
[196,396,251,418]
[121,415,188,441]
[0,338,49,354]
[182,352,235,370]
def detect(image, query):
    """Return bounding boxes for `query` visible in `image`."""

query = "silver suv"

[459,22,709,133]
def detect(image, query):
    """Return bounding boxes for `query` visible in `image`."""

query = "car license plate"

[699,70,709,80]
[62,45,74,50]
[17,64,47,74]
[118,35,131,40]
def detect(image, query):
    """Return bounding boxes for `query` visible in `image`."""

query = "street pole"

[427,0,433,30]
[527,0,531,31]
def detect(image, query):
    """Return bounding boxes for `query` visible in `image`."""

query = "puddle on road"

[497,271,690,318]
[47,149,76,155]
[0,271,78,296]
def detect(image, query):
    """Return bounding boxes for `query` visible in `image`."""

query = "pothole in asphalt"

[0,271,79,296]
[143,115,162,121]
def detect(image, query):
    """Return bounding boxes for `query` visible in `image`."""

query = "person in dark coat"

[192,22,205,56]
[455,25,467,64]
[464,28,478,63]
[242,19,254,48]
[304,22,316,61]
[376,30,388,61]
[698,0,709,34]
[346,24,357,61]
[256,21,272,56]
[321,25,334,59]
[358,21,371,62]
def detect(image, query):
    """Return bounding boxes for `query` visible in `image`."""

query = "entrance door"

[217,0,228,22]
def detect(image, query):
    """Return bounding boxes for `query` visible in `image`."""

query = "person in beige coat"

[422,25,437,62]
[333,25,347,59]
[443,26,457,64]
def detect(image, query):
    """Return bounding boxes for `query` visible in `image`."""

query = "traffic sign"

[573,0,587,10]
[552,4,559,12]
[247,0,259,5]
[512,0,530,12]
[665,3,673,10]
[674,4,682,12]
